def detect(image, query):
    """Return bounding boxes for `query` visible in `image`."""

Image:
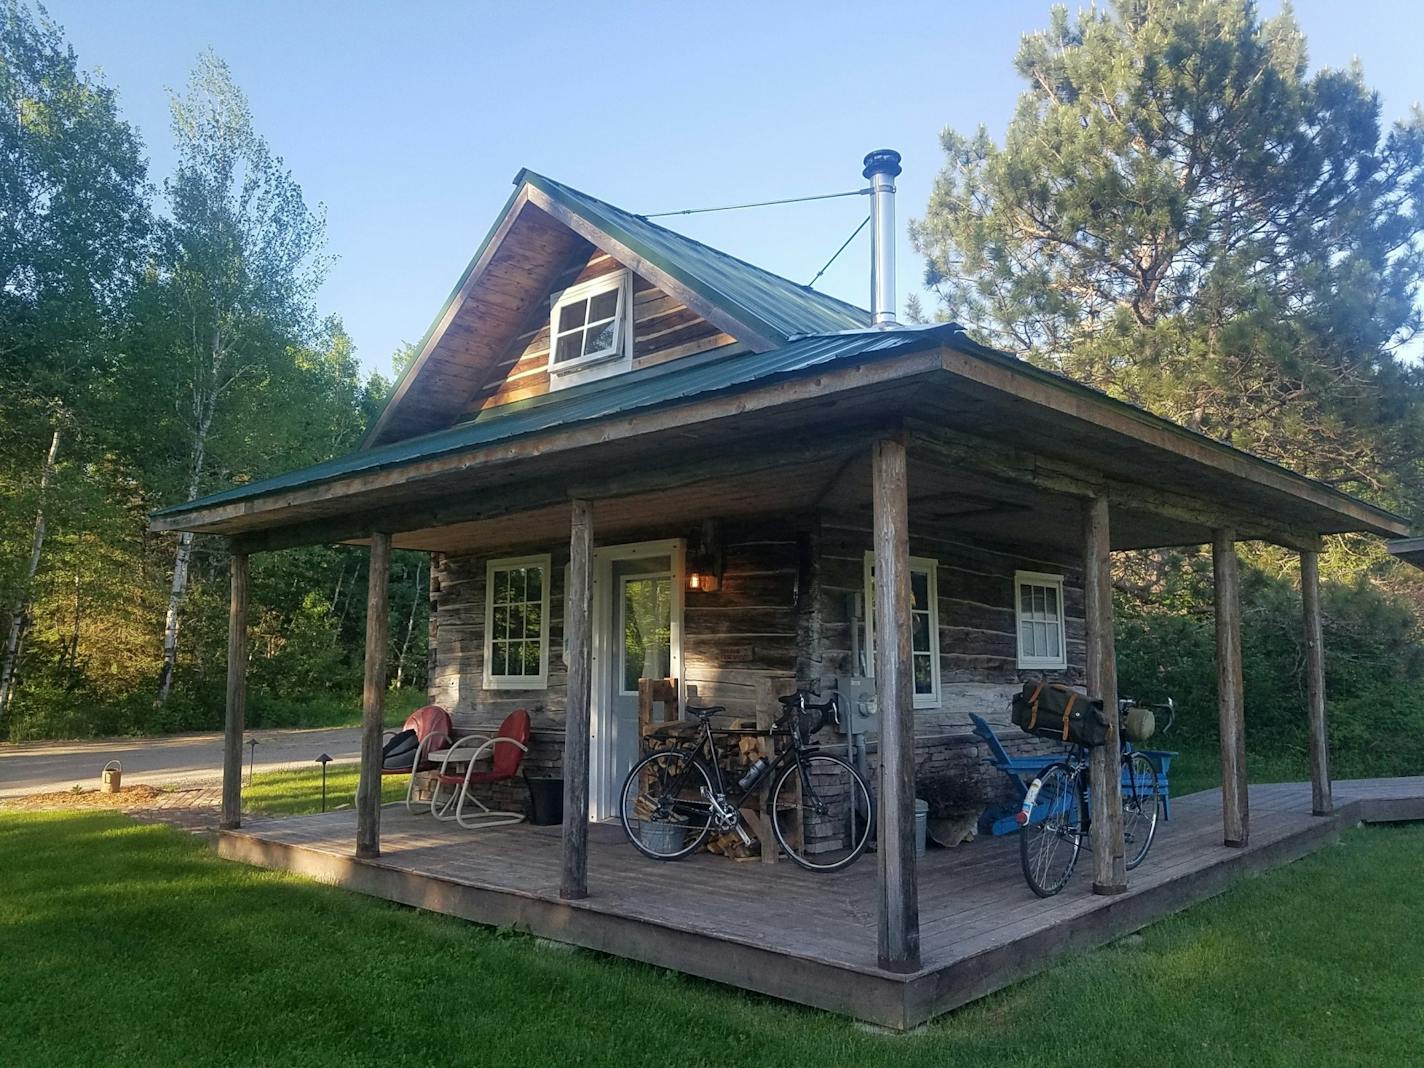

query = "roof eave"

[938,329,1412,540]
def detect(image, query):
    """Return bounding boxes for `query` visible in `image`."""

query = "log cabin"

[152,151,1413,974]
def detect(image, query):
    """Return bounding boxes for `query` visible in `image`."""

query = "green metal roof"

[154,326,951,519]
[519,170,870,342]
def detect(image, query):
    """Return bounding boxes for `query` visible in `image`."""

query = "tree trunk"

[156,398,213,706]
[394,560,423,689]
[0,426,62,715]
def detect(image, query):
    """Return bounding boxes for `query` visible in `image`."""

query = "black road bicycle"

[619,688,874,872]
[1018,698,1175,898]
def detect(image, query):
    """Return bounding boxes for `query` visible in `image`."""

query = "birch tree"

[151,52,325,705]
[0,0,148,715]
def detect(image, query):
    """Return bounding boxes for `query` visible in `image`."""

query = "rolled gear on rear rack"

[1011,682,1110,747]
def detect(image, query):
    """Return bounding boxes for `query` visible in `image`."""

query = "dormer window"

[548,269,633,389]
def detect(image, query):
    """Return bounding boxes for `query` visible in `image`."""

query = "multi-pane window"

[1015,571,1067,669]
[483,556,550,688]
[548,270,631,385]
[862,553,941,709]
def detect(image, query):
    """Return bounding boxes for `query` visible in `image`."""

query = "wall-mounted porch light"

[687,518,724,593]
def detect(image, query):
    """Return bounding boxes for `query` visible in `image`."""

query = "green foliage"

[3,810,1422,1065]
[0,6,423,739]
[1117,548,1424,784]
[914,0,1424,786]
[911,0,1424,512]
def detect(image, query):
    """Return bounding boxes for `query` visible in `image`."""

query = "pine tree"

[910,0,1424,514]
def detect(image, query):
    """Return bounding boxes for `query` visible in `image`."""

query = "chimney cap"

[862,149,902,180]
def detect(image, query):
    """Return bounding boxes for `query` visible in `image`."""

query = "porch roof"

[150,321,1411,552]
[151,325,944,521]
[1390,538,1424,569]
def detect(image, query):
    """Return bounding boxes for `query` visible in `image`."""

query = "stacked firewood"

[705,733,766,860]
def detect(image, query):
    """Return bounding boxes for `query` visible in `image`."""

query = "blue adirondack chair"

[968,712,1176,837]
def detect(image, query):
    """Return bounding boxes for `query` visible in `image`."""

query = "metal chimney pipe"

[863,149,902,328]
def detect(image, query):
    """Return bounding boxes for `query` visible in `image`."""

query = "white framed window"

[483,554,551,689]
[548,269,633,389]
[862,552,941,709]
[1015,571,1067,669]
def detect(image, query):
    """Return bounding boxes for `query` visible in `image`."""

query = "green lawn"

[1157,743,1345,798]
[244,685,428,731]
[2,811,1420,1066]
[242,761,410,816]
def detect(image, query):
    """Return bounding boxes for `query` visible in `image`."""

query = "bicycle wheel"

[619,750,715,861]
[770,754,873,872]
[1121,751,1161,871]
[1019,762,1087,898]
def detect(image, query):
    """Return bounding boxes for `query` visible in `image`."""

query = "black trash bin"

[525,776,563,826]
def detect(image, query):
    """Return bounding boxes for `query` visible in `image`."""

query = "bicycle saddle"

[685,704,725,719]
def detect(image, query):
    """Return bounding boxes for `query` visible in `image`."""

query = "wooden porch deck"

[217,777,1424,1030]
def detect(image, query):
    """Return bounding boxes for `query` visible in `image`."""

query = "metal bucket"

[101,760,122,794]
[638,820,686,855]
[915,798,929,857]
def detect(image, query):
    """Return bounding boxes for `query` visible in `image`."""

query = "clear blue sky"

[47,0,1424,378]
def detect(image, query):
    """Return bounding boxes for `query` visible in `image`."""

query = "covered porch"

[218,777,1424,1030]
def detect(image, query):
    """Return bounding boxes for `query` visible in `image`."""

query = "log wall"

[427,509,1084,815]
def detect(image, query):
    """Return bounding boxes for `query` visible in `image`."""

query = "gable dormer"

[473,249,737,413]
[365,170,868,448]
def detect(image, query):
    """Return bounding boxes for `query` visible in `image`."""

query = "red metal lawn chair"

[429,709,532,829]
[375,704,453,811]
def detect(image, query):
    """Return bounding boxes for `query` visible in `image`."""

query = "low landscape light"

[315,753,332,812]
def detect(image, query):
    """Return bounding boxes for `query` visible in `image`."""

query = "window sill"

[550,349,626,376]
[483,677,550,691]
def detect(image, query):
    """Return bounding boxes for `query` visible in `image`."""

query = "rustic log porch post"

[1083,496,1127,894]
[220,549,249,831]
[355,531,392,860]
[871,437,920,972]
[561,498,594,900]
[1301,549,1333,816]
[1213,529,1248,847]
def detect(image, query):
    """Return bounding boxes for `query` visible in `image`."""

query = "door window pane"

[622,576,671,694]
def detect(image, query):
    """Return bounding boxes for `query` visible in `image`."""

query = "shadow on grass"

[2,811,1420,1067]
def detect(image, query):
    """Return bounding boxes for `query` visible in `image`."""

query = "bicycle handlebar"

[1119,695,1176,735]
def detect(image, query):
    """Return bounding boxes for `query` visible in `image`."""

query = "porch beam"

[1083,496,1127,894]
[220,549,249,831]
[560,498,594,900]
[1301,550,1333,816]
[871,436,921,972]
[1213,529,1249,847]
[907,425,1324,553]
[228,432,878,556]
[355,530,391,859]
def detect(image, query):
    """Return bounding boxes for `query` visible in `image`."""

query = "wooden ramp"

[217,778,1424,1029]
